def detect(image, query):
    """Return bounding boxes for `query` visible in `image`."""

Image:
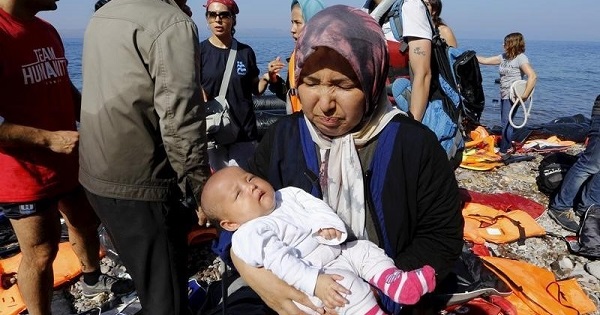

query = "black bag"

[535,152,578,196]
[453,50,485,125]
[198,273,276,315]
[566,205,600,259]
[433,244,510,308]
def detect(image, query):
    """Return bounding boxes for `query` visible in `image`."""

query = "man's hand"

[46,130,79,154]
[314,273,349,310]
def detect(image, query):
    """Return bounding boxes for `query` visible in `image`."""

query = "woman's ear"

[220,220,240,232]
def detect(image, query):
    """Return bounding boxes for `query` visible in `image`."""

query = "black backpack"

[385,0,485,127]
[535,152,579,196]
[565,205,600,259]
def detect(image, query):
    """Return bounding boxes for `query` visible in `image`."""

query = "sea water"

[64,37,600,128]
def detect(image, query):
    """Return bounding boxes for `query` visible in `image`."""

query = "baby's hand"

[318,228,342,240]
[314,273,350,310]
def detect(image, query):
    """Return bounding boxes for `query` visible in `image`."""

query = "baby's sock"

[364,303,388,315]
[369,265,436,305]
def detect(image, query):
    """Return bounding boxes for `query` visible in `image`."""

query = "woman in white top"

[424,0,457,47]
[477,32,537,154]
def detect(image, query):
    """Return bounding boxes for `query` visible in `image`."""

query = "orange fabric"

[481,256,597,315]
[187,226,217,246]
[556,278,597,315]
[463,203,545,244]
[505,293,537,315]
[288,50,302,113]
[466,126,490,147]
[465,126,496,155]
[0,242,82,315]
[459,162,503,171]
[462,127,501,170]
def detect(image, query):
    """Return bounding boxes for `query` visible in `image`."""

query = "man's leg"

[58,187,134,296]
[58,187,101,273]
[551,115,600,212]
[8,204,61,315]
[580,172,600,210]
[85,190,192,315]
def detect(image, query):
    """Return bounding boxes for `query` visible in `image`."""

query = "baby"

[201,166,435,314]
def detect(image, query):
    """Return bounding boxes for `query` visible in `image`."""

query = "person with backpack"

[424,0,457,47]
[363,0,433,122]
[547,95,600,232]
[477,32,537,155]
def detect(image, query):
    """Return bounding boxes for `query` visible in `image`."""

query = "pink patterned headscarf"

[295,5,389,115]
[204,0,239,14]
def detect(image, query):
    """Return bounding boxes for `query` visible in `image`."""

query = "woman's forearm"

[231,251,322,315]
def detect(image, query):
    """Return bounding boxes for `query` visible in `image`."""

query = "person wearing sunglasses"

[201,0,278,171]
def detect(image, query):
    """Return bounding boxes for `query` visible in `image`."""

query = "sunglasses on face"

[206,11,232,20]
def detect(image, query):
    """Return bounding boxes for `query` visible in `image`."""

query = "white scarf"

[304,96,405,239]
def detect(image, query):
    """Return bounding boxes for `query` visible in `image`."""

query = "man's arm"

[0,121,78,154]
[150,19,210,201]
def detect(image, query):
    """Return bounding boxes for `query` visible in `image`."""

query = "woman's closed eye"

[337,82,357,90]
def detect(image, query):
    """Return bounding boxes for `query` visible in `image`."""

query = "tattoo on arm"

[413,47,426,56]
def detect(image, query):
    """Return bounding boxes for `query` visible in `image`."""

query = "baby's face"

[216,167,276,225]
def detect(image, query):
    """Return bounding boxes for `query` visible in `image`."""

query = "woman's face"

[290,5,305,42]
[298,48,366,138]
[206,2,233,36]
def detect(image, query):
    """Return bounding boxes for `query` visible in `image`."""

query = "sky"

[39,0,600,42]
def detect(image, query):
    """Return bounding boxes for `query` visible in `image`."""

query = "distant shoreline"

[57,29,600,43]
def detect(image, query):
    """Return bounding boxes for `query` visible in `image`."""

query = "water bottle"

[98,224,121,265]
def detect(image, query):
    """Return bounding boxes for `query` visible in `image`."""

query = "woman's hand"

[231,251,324,315]
[267,56,285,81]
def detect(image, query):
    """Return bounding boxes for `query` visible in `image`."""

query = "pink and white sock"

[368,265,436,305]
[364,303,388,315]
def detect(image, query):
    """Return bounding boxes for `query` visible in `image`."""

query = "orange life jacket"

[287,50,302,113]
[481,256,597,315]
[463,203,545,245]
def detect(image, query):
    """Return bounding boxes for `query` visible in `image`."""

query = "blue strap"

[369,122,398,257]
[369,121,403,315]
[299,118,321,198]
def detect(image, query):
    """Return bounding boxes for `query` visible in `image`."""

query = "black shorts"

[0,187,81,220]
[0,198,57,220]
